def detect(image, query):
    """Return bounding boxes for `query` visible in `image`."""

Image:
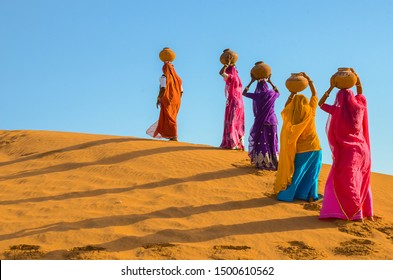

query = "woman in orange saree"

[147,61,183,141]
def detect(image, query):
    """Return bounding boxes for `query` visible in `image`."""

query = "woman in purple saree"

[243,75,280,170]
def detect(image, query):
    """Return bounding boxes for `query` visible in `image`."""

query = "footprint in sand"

[302,202,322,211]
[376,224,393,241]
[64,245,108,260]
[335,220,374,238]
[210,245,252,260]
[333,239,375,256]
[335,218,393,240]
[136,243,177,260]
[277,241,325,260]
[2,244,45,260]
[0,132,27,147]
[231,160,276,177]
[301,194,324,211]
[263,192,277,199]
[370,218,393,241]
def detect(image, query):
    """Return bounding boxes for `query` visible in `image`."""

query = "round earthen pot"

[331,67,357,89]
[220,49,238,65]
[285,73,309,93]
[159,47,176,62]
[250,61,271,79]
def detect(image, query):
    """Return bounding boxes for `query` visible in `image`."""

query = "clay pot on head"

[250,61,271,80]
[159,47,176,62]
[285,73,309,93]
[331,67,357,89]
[220,49,238,65]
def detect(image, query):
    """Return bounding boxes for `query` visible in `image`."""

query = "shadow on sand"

[0,197,278,241]
[0,143,220,182]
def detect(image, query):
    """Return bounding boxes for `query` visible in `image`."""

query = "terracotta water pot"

[250,61,271,79]
[285,73,309,93]
[159,47,176,62]
[220,49,238,65]
[331,67,357,89]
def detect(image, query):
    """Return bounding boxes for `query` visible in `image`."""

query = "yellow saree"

[274,95,319,193]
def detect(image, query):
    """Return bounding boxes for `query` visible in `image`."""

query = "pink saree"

[220,66,245,149]
[320,89,373,220]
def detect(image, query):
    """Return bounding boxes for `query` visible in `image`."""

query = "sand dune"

[0,130,392,260]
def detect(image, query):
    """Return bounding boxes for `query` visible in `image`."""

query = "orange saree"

[147,62,182,139]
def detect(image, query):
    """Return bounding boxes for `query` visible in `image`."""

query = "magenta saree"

[220,66,245,149]
[320,89,373,220]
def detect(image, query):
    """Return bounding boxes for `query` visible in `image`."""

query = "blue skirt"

[277,150,322,202]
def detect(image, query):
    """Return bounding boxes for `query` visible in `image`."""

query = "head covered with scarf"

[325,88,371,219]
[161,62,182,101]
[274,94,315,192]
[223,65,242,99]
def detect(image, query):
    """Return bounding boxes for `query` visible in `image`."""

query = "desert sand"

[0,130,392,260]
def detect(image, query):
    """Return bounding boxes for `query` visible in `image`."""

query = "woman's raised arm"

[300,72,317,98]
[243,77,256,96]
[351,68,363,95]
[267,74,279,93]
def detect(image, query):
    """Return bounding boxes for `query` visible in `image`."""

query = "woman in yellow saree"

[274,72,322,202]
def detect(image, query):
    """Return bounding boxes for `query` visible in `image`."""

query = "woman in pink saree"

[218,61,245,150]
[319,68,373,220]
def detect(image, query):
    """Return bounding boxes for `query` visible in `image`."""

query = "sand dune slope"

[0,130,392,260]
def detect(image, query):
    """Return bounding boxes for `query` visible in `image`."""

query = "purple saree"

[244,80,279,170]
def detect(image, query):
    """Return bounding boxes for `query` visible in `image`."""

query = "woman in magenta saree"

[319,69,373,220]
[242,75,279,170]
[219,64,245,150]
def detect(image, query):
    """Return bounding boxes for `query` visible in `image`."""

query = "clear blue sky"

[1,0,392,175]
